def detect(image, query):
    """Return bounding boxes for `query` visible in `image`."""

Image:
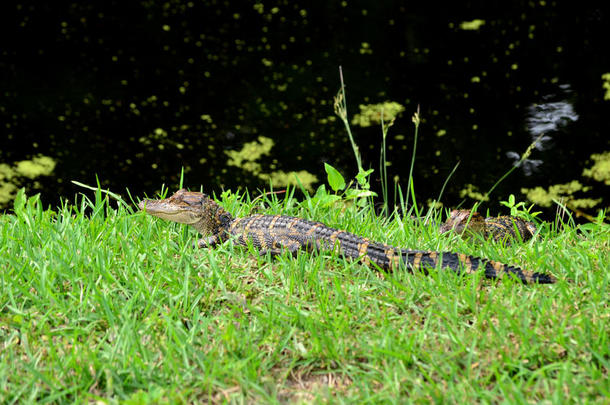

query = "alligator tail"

[400,250,556,284]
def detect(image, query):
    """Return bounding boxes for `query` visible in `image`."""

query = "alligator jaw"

[138,198,202,225]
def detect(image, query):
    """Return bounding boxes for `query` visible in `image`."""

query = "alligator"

[139,189,556,284]
[440,209,537,242]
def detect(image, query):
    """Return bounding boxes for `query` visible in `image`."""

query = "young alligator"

[440,209,537,242]
[139,189,556,284]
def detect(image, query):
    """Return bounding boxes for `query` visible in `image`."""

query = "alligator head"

[139,189,234,235]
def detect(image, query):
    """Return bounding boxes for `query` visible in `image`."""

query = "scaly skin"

[440,209,537,242]
[139,189,556,284]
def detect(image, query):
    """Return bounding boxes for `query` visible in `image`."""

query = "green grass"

[0,189,608,404]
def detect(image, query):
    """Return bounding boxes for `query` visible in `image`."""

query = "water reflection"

[506,85,579,176]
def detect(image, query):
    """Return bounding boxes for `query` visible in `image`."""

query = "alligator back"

[440,209,537,242]
[485,216,537,242]
[229,214,555,284]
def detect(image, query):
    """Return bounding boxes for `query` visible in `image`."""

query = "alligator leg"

[196,234,225,248]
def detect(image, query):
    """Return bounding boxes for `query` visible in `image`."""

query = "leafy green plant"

[333,67,426,216]
[333,67,364,174]
[309,163,376,207]
[499,194,542,221]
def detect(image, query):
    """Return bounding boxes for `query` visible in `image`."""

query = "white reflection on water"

[506,86,579,175]
[505,151,542,176]
[527,101,578,137]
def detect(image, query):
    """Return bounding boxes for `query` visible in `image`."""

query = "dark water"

[2,2,608,214]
